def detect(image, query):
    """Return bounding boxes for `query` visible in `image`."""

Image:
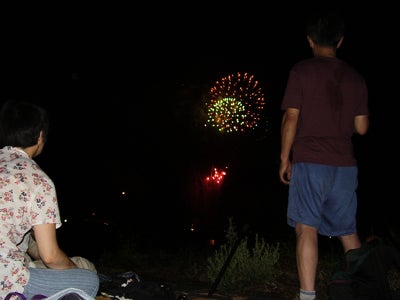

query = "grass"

[90,221,400,300]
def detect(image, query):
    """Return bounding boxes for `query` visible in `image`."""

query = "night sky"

[3,7,396,252]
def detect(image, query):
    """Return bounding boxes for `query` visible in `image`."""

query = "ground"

[92,233,400,300]
[93,244,331,300]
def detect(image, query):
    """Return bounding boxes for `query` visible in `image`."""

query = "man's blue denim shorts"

[287,162,359,237]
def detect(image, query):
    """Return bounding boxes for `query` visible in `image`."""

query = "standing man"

[279,12,369,300]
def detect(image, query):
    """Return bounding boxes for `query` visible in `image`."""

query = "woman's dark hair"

[0,99,49,148]
[306,11,345,47]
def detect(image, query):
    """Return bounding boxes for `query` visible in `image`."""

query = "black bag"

[98,271,175,300]
[328,238,400,300]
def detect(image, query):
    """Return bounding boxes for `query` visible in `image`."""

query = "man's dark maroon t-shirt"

[281,57,369,166]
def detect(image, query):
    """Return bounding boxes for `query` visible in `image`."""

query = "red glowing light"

[205,167,228,184]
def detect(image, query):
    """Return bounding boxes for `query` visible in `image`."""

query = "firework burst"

[205,72,265,133]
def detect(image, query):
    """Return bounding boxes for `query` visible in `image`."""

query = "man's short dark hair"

[306,11,345,47]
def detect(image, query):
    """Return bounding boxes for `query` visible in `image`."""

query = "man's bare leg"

[295,223,318,292]
[339,233,361,253]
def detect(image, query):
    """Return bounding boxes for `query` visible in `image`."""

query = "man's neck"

[312,46,337,58]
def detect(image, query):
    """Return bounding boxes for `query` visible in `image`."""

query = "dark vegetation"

[58,218,400,300]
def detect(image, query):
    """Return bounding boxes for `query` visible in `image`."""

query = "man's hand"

[279,159,292,185]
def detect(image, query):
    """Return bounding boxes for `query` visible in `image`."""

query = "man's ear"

[337,36,344,49]
[307,35,314,48]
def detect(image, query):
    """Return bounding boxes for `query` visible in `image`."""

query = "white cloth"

[45,288,95,300]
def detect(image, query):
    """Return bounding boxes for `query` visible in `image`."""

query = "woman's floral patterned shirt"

[0,146,61,299]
